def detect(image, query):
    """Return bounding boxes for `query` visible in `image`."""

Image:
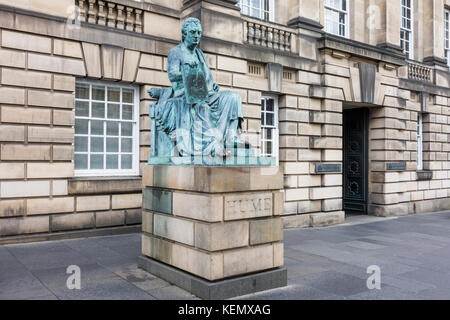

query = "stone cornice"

[318,33,406,66]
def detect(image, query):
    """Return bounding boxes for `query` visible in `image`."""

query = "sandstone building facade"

[1,0,450,242]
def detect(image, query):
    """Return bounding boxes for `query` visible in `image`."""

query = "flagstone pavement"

[1,211,450,300]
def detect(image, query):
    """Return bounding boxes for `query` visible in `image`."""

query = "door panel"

[343,108,368,214]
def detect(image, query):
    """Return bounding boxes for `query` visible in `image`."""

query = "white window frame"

[74,80,140,177]
[260,95,279,163]
[417,113,423,171]
[400,0,414,60]
[238,0,275,22]
[445,8,450,66]
[324,0,350,38]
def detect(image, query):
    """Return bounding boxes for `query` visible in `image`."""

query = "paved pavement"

[1,211,450,300]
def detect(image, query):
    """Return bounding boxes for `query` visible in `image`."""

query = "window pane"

[92,102,105,118]
[122,104,133,120]
[108,87,120,102]
[106,137,119,152]
[121,138,133,153]
[91,120,104,135]
[75,136,88,152]
[121,154,132,169]
[75,119,89,134]
[90,154,104,169]
[92,85,105,101]
[123,89,134,103]
[74,154,88,169]
[266,99,274,111]
[107,104,120,119]
[266,128,272,140]
[106,154,118,169]
[91,137,104,152]
[107,121,119,136]
[76,83,89,99]
[75,101,89,117]
[266,112,274,126]
[121,122,133,136]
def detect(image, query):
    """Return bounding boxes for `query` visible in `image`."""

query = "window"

[260,95,278,160]
[417,113,423,170]
[238,0,274,22]
[445,9,450,66]
[324,0,349,38]
[74,81,139,176]
[400,0,414,59]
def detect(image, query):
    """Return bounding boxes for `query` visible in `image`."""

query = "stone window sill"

[68,176,142,195]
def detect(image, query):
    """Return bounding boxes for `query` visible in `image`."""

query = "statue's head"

[182,17,202,49]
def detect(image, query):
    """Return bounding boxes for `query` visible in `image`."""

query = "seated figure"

[149,17,248,163]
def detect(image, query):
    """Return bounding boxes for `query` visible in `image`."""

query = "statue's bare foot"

[224,150,232,157]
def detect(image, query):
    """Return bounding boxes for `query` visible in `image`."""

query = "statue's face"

[184,23,202,48]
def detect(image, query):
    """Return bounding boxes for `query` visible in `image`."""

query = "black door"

[343,108,368,214]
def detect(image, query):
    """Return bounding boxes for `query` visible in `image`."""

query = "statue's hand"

[149,88,160,99]
[213,83,220,92]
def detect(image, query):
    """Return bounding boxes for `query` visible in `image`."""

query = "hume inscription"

[224,193,272,221]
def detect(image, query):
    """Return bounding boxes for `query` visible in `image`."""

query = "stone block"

[52,212,95,231]
[223,244,274,278]
[150,166,283,193]
[144,12,181,40]
[0,87,25,105]
[27,197,74,215]
[96,210,126,227]
[112,193,142,209]
[1,144,51,160]
[310,137,342,149]
[142,234,152,257]
[142,211,153,234]
[273,242,284,267]
[0,200,24,217]
[139,54,163,70]
[142,188,172,214]
[52,180,68,196]
[27,163,73,178]
[310,187,342,200]
[310,211,345,227]
[273,191,284,215]
[53,39,83,58]
[28,90,74,108]
[0,48,25,68]
[153,214,194,246]
[248,90,262,104]
[0,125,24,142]
[53,75,75,92]
[249,217,283,245]
[282,214,311,229]
[101,45,124,80]
[172,192,223,222]
[1,180,50,198]
[27,126,73,143]
[122,50,141,82]
[53,110,75,126]
[135,69,171,86]
[81,43,101,78]
[126,209,142,225]
[53,146,74,160]
[194,220,249,251]
[1,106,51,125]
[217,56,247,74]
[224,192,272,221]
[76,195,110,212]
[0,216,49,236]
[1,68,52,88]
[28,53,85,76]
[1,30,51,53]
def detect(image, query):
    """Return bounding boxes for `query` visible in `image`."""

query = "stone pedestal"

[138,165,287,299]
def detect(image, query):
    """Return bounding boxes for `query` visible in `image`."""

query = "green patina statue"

[148,17,274,166]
